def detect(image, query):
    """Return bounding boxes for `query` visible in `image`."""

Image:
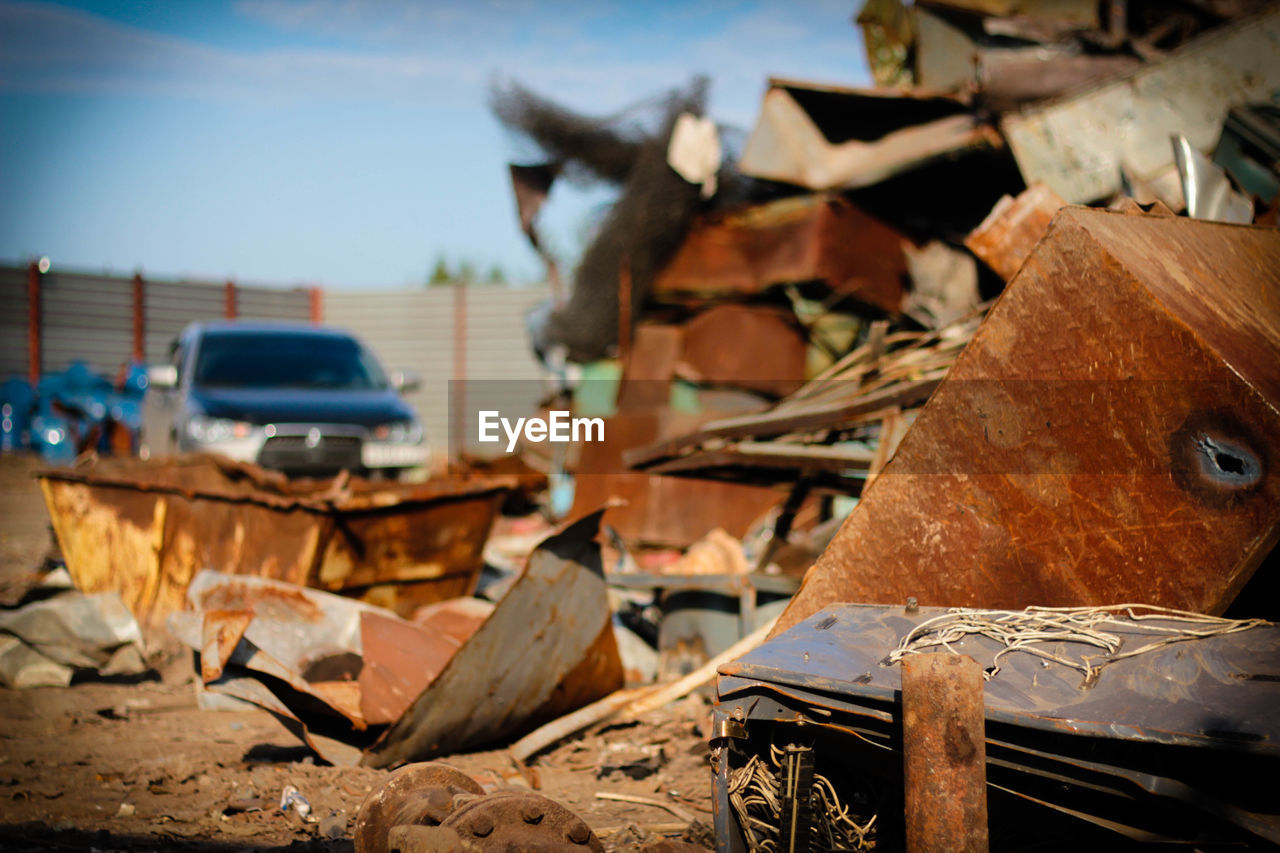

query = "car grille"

[258,434,362,475]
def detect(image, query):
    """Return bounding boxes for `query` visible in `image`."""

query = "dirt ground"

[0,454,717,852]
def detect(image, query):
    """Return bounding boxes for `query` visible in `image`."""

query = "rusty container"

[37,455,510,629]
[778,208,1280,633]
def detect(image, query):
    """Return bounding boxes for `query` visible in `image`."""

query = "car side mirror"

[390,369,420,393]
[147,364,178,390]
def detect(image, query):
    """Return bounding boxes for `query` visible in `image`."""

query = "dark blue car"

[140,321,426,478]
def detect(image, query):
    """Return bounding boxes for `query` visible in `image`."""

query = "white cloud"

[1,1,868,123]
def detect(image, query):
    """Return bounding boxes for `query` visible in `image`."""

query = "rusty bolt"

[468,814,494,838]
[566,819,592,844]
[521,802,544,824]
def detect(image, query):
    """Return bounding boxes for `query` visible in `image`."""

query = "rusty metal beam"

[902,653,989,853]
[777,209,1280,633]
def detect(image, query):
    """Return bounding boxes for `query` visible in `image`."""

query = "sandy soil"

[0,454,716,852]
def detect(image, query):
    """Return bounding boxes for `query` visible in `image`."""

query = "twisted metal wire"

[727,741,877,851]
[886,604,1265,686]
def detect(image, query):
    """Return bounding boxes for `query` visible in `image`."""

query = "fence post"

[132,272,145,362]
[309,286,324,324]
[224,280,237,319]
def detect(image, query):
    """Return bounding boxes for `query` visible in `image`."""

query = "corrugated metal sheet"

[143,280,226,363]
[0,266,315,375]
[0,266,29,380]
[326,288,456,461]
[40,272,134,375]
[464,287,553,455]
[236,286,312,323]
[327,285,551,461]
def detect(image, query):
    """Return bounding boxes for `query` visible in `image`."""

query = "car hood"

[190,387,415,429]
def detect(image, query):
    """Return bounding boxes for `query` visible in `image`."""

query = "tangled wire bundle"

[885,604,1266,686]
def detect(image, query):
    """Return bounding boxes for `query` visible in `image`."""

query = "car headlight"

[372,420,423,443]
[187,414,252,444]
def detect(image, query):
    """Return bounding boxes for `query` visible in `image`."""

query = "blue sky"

[0,1,870,290]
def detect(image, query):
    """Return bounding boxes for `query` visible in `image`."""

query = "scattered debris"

[6,3,1280,850]
[169,509,625,768]
[0,589,147,688]
[279,784,315,823]
[363,509,624,768]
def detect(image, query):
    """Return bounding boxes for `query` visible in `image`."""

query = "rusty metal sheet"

[679,305,808,398]
[169,571,390,728]
[615,324,683,412]
[205,673,369,767]
[651,194,907,313]
[37,455,511,628]
[200,609,252,683]
[313,491,504,618]
[778,209,1280,633]
[570,412,780,548]
[358,603,489,726]
[964,183,1067,282]
[361,509,624,767]
[1001,9,1280,205]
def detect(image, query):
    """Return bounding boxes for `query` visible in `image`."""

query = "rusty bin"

[37,454,512,629]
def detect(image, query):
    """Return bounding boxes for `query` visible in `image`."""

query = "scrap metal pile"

[5,3,1280,852]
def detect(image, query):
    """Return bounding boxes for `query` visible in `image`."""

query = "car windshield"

[193,331,388,390]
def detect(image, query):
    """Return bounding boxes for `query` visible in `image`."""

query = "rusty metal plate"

[651,194,907,313]
[778,209,1280,633]
[569,412,780,548]
[680,304,808,398]
[200,609,252,683]
[361,509,624,767]
[358,599,492,725]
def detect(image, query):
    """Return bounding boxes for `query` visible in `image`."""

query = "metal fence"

[1,263,315,380]
[1,263,552,462]
[327,284,553,459]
